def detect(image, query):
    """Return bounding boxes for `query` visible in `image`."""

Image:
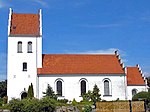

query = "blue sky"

[0,0,150,80]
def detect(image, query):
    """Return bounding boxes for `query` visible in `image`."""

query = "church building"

[7,8,147,102]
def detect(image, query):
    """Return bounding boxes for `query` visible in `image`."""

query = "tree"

[82,84,101,103]
[91,84,101,102]
[132,91,149,101]
[30,83,34,97]
[27,83,34,98]
[43,84,57,99]
[147,77,150,87]
[0,80,7,98]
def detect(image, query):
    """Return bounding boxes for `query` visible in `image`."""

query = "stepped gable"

[9,11,40,36]
[127,65,146,85]
[38,53,125,75]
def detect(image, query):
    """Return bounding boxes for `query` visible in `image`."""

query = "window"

[23,62,27,71]
[18,41,22,53]
[56,81,62,96]
[81,80,86,95]
[28,42,32,53]
[104,80,110,95]
[132,89,137,96]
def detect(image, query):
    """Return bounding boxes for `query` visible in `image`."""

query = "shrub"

[27,83,34,98]
[43,84,57,100]
[38,97,56,112]
[7,97,56,112]
[57,99,68,104]
[132,91,149,101]
[72,98,78,106]
[8,98,24,112]
[3,96,8,104]
[82,84,101,103]
[82,105,92,112]
[0,98,3,106]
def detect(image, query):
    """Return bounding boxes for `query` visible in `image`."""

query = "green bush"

[8,98,24,112]
[7,97,56,112]
[148,103,150,108]
[38,97,56,112]
[0,98,3,106]
[82,105,92,112]
[72,98,78,106]
[57,99,68,104]
[3,96,8,104]
[132,91,149,101]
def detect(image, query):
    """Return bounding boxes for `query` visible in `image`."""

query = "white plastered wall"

[7,37,41,101]
[127,85,147,100]
[38,74,127,102]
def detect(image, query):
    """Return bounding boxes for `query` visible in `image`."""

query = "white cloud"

[143,72,150,77]
[34,0,48,8]
[65,48,128,63]
[68,48,117,54]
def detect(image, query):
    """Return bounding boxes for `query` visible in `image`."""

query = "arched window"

[81,80,86,95]
[56,81,62,96]
[104,80,110,95]
[23,62,27,71]
[18,41,22,53]
[132,89,137,96]
[21,92,27,99]
[28,42,32,53]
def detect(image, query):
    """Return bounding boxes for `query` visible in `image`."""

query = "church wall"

[7,37,40,101]
[38,74,126,101]
[127,85,147,100]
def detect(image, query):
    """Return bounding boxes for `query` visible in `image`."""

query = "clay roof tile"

[38,54,125,75]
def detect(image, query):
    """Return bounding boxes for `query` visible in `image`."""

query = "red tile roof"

[10,13,40,36]
[127,67,145,85]
[38,54,125,74]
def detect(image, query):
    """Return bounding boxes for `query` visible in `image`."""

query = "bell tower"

[7,8,42,101]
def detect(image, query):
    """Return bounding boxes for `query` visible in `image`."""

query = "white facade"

[38,74,127,101]
[127,85,147,100]
[7,8,42,101]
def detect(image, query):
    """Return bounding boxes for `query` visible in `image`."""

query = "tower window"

[18,41,22,53]
[28,42,32,53]
[23,62,27,71]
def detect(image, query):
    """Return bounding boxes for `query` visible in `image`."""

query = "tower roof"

[9,12,40,36]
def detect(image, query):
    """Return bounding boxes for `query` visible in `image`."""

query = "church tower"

[7,8,42,101]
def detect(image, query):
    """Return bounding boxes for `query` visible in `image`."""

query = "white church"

[7,8,148,102]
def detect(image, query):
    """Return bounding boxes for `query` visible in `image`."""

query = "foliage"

[43,84,57,100]
[7,97,56,112]
[57,99,68,104]
[82,105,92,112]
[147,77,150,87]
[0,98,3,106]
[3,96,8,104]
[82,84,101,103]
[27,83,34,98]
[132,91,149,101]
[148,103,150,108]
[0,80,7,98]
[38,97,56,112]
[72,98,78,106]
[8,98,24,112]
[91,84,101,102]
